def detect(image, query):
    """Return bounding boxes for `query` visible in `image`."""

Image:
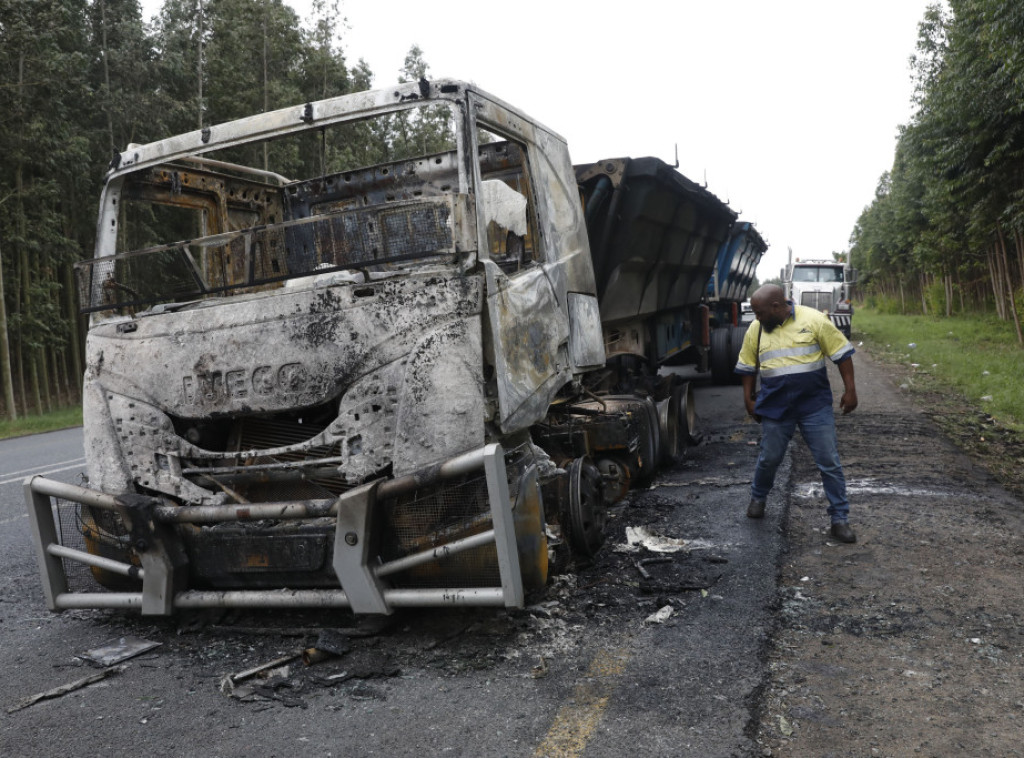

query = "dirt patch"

[755,347,1024,757]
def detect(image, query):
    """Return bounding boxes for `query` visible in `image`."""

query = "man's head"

[749,285,790,332]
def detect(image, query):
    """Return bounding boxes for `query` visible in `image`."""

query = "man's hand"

[741,374,761,422]
[840,388,858,415]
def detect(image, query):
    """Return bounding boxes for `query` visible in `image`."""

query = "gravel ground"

[754,347,1024,757]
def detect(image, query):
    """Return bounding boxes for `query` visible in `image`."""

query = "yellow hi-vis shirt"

[734,303,855,420]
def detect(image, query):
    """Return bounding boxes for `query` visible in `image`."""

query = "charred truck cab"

[26,80,719,616]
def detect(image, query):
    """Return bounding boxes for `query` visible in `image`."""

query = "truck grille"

[801,292,835,311]
[174,404,348,500]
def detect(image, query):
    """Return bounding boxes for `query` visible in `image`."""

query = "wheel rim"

[565,458,606,558]
[678,381,700,446]
[658,390,681,464]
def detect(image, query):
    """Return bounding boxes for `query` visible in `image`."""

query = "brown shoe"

[830,522,857,543]
[747,498,766,519]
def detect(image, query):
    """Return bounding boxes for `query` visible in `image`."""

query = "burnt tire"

[563,458,606,559]
[710,326,732,384]
[657,390,681,465]
[675,381,700,447]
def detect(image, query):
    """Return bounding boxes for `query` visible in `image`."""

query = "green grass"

[0,405,83,440]
[853,309,1024,430]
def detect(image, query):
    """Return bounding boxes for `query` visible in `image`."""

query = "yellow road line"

[534,643,632,758]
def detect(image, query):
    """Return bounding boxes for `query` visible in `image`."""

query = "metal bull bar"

[25,443,524,616]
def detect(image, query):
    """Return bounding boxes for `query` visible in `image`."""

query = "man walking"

[734,284,859,543]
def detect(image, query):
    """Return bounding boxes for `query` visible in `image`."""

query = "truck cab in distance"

[783,258,856,337]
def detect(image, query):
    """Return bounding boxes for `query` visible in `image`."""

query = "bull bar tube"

[25,443,525,616]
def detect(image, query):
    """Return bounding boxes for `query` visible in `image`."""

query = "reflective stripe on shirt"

[760,358,826,378]
[761,344,821,363]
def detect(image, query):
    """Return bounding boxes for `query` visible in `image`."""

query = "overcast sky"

[141,0,936,280]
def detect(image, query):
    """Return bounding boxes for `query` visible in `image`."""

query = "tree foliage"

[852,0,1024,338]
[0,0,440,417]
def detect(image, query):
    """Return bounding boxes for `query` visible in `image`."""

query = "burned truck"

[26,80,734,616]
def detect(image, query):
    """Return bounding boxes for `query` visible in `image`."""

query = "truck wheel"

[678,381,701,446]
[564,458,606,559]
[657,390,681,464]
[628,397,662,486]
[710,327,732,384]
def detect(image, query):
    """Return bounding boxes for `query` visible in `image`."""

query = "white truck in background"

[782,252,855,337]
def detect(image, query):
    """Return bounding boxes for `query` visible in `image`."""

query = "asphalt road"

[0,378,783,758]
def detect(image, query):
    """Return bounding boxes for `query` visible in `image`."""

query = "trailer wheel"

[564,458,606,558]
[678,381,701,446]
[657,390,681,464]
[710,327,732,384]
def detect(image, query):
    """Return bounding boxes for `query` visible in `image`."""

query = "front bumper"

[25,443,546,616]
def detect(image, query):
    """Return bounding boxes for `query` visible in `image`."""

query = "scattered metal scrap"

[220,653,302,696]
[79,636,162,667]
[220,629,398,708]
[302,628,351,665]
[7,665,127,713]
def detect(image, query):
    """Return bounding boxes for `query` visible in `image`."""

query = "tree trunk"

[997,225,1024,346]
[100,0,115,154]
[14,53,28,415]
[63,264,82,392]
[0,237,16,420]
[1015,227,1024,292]
[28,352,42,415]
[197,0,205,130]
[988,245,1005,319]
[39,346,52,413]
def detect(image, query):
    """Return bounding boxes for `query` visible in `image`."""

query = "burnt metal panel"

[575,157,737,326]
[82,273,486,502]
[485,262,572,434]
[709,221,768,302]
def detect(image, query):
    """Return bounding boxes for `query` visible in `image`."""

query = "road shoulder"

[756,348,1024,757]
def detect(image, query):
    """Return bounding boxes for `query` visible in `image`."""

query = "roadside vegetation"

[0,406,82,441]
[854,307,1024,497]
[851,2,1024,343]
[855,308,1024,430]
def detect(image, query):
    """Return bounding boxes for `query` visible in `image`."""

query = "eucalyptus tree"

[0,0,94,415]
[154,0,211,133]
[853,0,1024,330]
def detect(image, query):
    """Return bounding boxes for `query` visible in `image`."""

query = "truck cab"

[783,259,855,337]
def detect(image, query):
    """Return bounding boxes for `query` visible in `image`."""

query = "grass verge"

[854,309,1024,431]
[0,405,83,441]
[854,308,1024,498]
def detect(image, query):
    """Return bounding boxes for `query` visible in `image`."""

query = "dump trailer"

[575,158,736,379]
[783,254,856,337]
[26,80,733,616]
[706,221,768,383]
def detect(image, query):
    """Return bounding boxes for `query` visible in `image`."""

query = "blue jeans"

[750,405,850,524]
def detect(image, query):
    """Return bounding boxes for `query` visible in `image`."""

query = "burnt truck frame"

[25,79,732,616]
